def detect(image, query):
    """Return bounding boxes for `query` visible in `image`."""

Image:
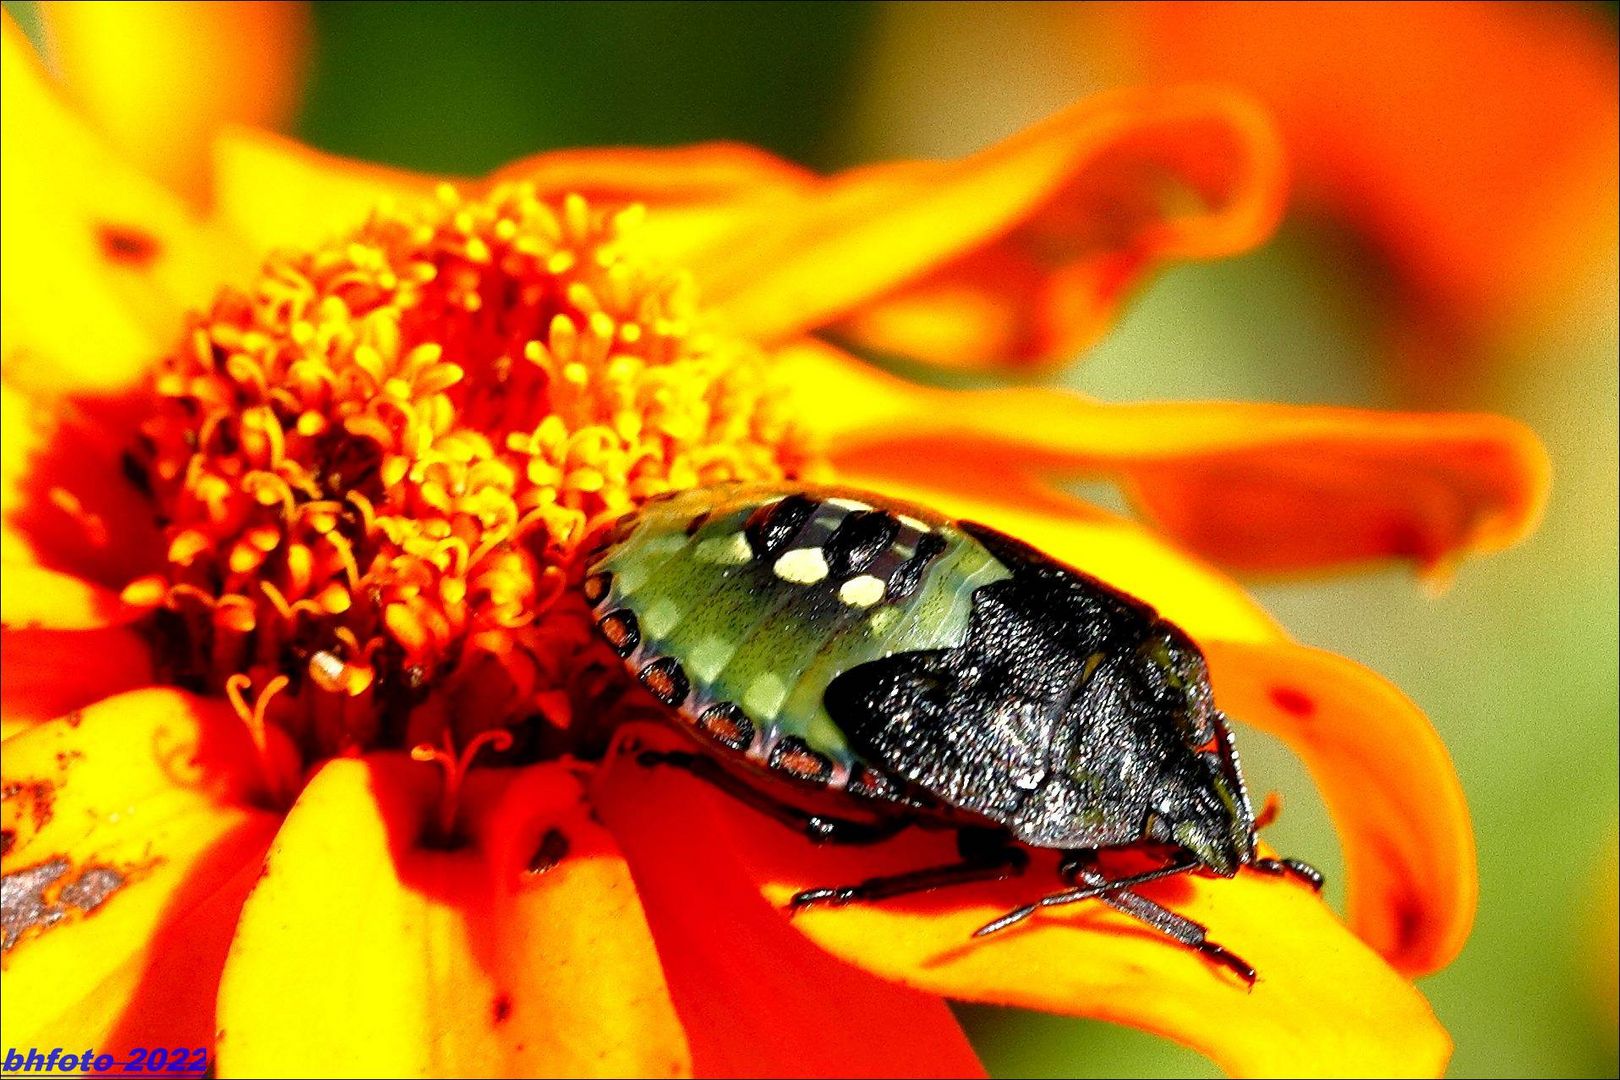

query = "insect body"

[584,482,1320,981]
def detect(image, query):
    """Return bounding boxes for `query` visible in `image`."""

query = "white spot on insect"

[827,497,873,512]
[695,531,752,565]
[897,514,930,532]
[743,672,790,720]
[641,595,681,638]
[687,633,736,683]
[773,547,829,585]
[839,574,886,608]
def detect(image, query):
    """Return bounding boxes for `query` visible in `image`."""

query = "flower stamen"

[411,726,515,845]
[224,672,295,808]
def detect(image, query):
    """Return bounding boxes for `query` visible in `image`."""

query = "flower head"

[0,9,1550,1078]
[118,182,814,778]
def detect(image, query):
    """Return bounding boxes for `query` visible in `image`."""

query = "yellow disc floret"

[123,185,817,767]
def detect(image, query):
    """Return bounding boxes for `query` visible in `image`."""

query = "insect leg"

[633,747,909,845]
[789,827,1028,913]
[1253,856,1326,891]
[975,856,1255,985]
[1092,883,1256,986]
[973,851,1201,936]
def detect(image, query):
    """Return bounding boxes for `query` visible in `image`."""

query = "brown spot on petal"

[1269,685,1316,719]
[97,224,161,268]
[525,827,570,875]
[2,778,58,837]
[492,992,513,1025]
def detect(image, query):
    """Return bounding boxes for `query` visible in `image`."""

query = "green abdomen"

[584,483,1010,795]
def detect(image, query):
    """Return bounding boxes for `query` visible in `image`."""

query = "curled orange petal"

[215,755,690,1078]
[594,726,987,1080]
[0,689,279,1055]
[40,0,311,205]
[608,726,1449,1078]
[780,341,1549,577]
[695,85,1283,369]
[1119,406,1550,579]
[1203,641,1476,976]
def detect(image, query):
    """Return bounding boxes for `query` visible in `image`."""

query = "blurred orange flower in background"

[0,5,1551,1079]
[1070,0,1620,397]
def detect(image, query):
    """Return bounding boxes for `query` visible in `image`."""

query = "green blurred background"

[11,2,1614,1075]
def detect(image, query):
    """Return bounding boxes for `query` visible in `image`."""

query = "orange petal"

[216,756,690,1078]
[608,726,1449,1078]
[594,726,987,1079]
[40,0,311,205]
[1203,642,1476,977]
[0,562,134,629]
[1118,407,1550,578]
[691,85,1282,369]
[782,342,1549,577]
[0,625,153,730]
[1,13,229,403]
[0,688,279,1055]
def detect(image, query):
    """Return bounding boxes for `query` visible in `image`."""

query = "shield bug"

[583,482,1321,982]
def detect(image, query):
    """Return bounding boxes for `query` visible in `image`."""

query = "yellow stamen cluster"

[124,186,816,766]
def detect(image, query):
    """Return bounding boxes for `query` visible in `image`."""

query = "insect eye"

[1133,633,1215,743]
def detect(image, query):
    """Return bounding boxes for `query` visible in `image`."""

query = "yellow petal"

[0,689,279,1054]
[609,725,1450,1079]
[40,0,311,204]
[1204,641,1476,976]
[212,127,439,257]
[0,562,133,629]
[216,756,690,1078]
[1,13,228,402]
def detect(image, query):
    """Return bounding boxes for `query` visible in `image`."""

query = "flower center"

[123,186,817,773]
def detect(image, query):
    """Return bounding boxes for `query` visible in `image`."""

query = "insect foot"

[1255,856,1326,891]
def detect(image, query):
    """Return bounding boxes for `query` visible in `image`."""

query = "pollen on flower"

[119,186,818,769]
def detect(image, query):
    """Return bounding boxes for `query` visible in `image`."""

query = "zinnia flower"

[1,10,1549,1079]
